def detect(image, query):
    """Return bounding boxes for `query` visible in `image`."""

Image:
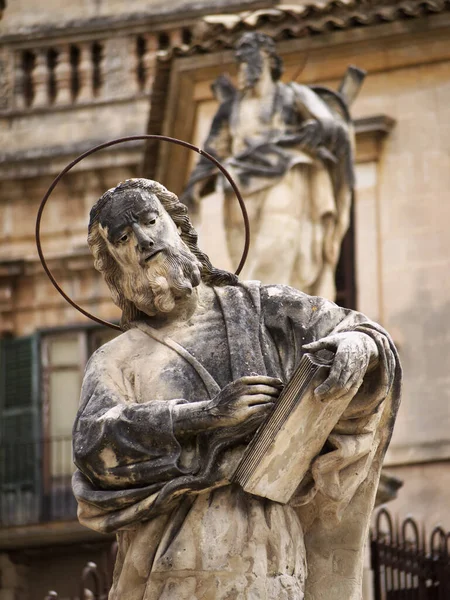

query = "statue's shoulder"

[258,284,325,335]
[259,283,315,320]
[285,81,316,100]
[239,279,312,304]
[88,328,149,366]
[285,81,308,93]
[260,282,310,303]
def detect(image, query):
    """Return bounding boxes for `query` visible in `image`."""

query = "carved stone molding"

[0,139,144,179]
[354,115,396,163]
[0,252,107,335]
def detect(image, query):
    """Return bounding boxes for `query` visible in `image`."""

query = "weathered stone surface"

[73,177,401,599]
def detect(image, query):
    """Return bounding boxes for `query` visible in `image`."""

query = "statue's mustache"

[120,245,201,315]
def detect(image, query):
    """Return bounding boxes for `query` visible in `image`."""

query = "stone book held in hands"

[233,350,351,504]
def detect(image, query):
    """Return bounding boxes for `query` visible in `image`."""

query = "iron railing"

[371,508,450,599]
[44,543,117,600]
[0,435,77,526]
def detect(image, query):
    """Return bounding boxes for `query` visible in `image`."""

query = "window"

[41,332,85,483]
[0,325,119,526]
[41,328,119,479]
[0,336,40,525]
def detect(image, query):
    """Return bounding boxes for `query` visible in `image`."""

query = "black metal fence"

[0,436,77,526]
[371,508,450,599]
[44,543,117,600]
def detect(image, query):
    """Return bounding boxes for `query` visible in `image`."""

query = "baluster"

[54,45,72,105]
[169,29,183,49]
[141,34,157,92]
[32,48,49,108]
[77,42,93,103]
[131,36,142,95]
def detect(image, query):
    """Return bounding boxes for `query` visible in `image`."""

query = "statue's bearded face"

[98,190,202,316]
[235,38,265,90]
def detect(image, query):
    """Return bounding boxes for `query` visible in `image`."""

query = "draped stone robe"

[184,80,355,300]
[72,282,401,600]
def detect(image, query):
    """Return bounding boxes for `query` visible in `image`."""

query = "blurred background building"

[0,0,449,597]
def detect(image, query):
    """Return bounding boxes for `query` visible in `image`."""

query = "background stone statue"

[181,32,364,300]
[73,178,401,600]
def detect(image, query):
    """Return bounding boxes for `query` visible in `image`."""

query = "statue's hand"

[303,332,379,401]
[295,118,346,157]
[296,119,326,151]
[207,376,283,429]
[296,119,334,152]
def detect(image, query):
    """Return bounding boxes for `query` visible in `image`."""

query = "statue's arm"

[287,83,354,167]
[73,349,280,490]
[260,284,399,419]
[261,284,401,564]
[291,83,336,122]
[73,357,190,489]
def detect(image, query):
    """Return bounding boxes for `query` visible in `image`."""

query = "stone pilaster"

[142,34,158,93]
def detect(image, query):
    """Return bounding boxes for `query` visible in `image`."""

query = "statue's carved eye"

[146,218,157,226]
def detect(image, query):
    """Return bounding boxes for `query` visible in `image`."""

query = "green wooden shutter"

[0,335,41,525]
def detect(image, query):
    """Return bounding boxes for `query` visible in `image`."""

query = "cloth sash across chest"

[135,282,276,398]
[72,282,285,532]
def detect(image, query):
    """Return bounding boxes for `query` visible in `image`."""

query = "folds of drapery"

[72,281,400,598]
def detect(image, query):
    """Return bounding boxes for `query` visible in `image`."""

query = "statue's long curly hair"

[88,178,237,328]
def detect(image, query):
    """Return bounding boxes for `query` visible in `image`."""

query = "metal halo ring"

[35,134,250,331]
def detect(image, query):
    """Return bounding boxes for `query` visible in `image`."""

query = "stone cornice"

[354,115,396,162]
[0,519,113,551]
[354,115,396,137]
[0,139,144,180]
[188,0,450,53]
[0,248,93,277]
[2,0,449,48]
[0,0,271,45]
[0,138,143,165]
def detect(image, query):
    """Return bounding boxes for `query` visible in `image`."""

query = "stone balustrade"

[2,27,191,113]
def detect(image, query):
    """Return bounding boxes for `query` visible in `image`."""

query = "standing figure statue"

[73,178,401,600]
[181,33,364,300]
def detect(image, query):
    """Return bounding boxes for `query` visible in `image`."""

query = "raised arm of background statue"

[73,347,281,490]
[289,83,352,160]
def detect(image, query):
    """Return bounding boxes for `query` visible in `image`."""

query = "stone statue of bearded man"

[73,178,401,600]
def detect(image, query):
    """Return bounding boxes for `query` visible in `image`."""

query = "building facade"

[1,1,449,597]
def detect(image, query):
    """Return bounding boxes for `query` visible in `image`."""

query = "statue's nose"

[132,224,154,252]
